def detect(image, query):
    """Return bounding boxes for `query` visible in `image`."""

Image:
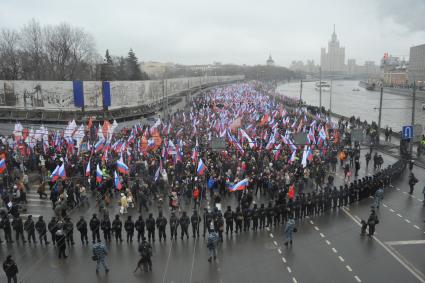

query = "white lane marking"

[386,240,425,246]
[287,267,292,273]
[325,240,331,245]
[282,257,287,263]
[309,220,314,225]
[332,247,338,253]
[405,219,411,224]
[383,204,388,208]
[403,191,408,194]
[277,248,282,254]
[338,256,345,262]
[314,226,320,231]
[419,199,424,202]
[397,188,400,191]
[292,277,298,283]
[354,215,361,222]
[397,213,403,218]
[273,241,278,246]
[414,225,420,230]
[389,209,395,212]
[320,233,325,238]
[354,275,362,282]
[342,207,425,283]
[346,265,353,272]
[270,234,274,238]
[266,227,270,231]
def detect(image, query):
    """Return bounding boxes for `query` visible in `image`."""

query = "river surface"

[277,80,425,132]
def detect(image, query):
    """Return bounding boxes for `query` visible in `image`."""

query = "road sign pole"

[410,81,416,157]
[377,86,383,145]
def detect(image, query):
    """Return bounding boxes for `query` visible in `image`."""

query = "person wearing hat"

[35,216,49,245]
[90,214,101,243]
[24,215,36,244]
[3,255,18,283]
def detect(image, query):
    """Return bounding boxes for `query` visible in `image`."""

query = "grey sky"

[1,0,424,66]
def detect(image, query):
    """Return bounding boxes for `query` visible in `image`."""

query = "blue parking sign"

[402,126,413,139]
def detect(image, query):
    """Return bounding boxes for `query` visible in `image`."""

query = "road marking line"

[325,240,331,245]
[342,207,425,283]
[273,241,278,246]
[397,188,400,191]
[314,226,320,231]
[292,277,298,283]
[405,219,411,223]
[389,209,395,212]
[266,227,270,231]
[287,267,292,273]
[270,234,274,238]
[338,256,345,262]
[282,257,287,263]
[320,233,325,238]
[346,265,352,272]
[310,220,314,225]
[419,199,424,202]
[354,275,362,282]
[397,213,403,218]
[332,247,338,253]
[277,248,282,254]
[383,204,388,208]
[403,191,408,194]
[414,225,420,230]
[354,215,361,222]
[386,240,425,246]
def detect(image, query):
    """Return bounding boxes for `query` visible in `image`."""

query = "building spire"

[331,24,337,42]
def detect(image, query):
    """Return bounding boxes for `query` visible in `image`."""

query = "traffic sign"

[402,126,413,140]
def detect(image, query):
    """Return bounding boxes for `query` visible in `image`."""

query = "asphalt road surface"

[2,149,425,283]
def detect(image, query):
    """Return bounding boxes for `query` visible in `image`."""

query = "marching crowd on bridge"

[0,82,410,279]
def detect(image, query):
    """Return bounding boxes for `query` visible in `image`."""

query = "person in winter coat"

[35,216,49,245]
[24,215,36,244]
[76,216,89,245]
[284,216,296,247]
[125,215,135,243]
[207,229,219,262]
[408,173,418,195]
[3,255,18,283]
[92,239,109,274]
[367,210,379,236]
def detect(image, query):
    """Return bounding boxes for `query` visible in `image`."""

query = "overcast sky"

[1,0,424,66]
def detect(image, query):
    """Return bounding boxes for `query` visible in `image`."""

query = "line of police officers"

[0,160,405,248]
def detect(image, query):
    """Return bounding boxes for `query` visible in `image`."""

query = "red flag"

[287,185,295,200]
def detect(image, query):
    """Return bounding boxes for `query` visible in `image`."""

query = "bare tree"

[20,19,45,80]
[0,28,21,79]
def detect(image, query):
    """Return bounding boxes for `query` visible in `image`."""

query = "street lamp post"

[319,67,322,109]
[410,81,416,157]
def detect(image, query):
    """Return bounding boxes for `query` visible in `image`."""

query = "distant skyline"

[1,0,424,67]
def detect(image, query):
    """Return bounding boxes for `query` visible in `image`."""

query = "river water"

[277,80,425,132]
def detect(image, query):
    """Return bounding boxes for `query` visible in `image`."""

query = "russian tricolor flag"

[114,171,122,190]
[58,164,66,180]
[116,157,129,174]
[94,139,104,153]
[197,158,206,175]
[85,160,91,177]
[0,158,6,174]
[50,165,60,181]
[96,164,103,183]
[228,178,249,192]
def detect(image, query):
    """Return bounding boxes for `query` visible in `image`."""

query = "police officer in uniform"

[135,215,145,242]
[112,214,123,243]
[90,214,101,243]
[24,215,36,244]
[12,216,26,244]
[125,215,135,243]
[259,203,266,229]
[252,204,259,231]
[48,217,58,245]
[76,216,89,245]
[191,210,201,238]
[35,216,49,245]
[101,214,111,242]
[203,209,212,237]
[224,206,234,235]
[64,217,75,246]
[180,211,190,240]
[156,212,167,242]
[146,213,156,243]
[169,212,179,241]
[235,207,243,233]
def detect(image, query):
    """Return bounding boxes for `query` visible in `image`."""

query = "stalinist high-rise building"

[320,25,345,74]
